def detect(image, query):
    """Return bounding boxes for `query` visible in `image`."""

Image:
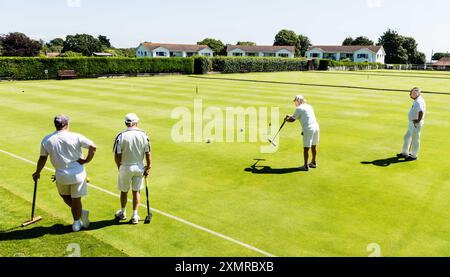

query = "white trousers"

[402,122,423,158]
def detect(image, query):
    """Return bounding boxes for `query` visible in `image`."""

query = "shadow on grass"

[0,218,128,241]
[361,156,411,167]
[244,158,304,174]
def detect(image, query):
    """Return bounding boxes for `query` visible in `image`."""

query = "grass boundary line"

[189,76,450,96]
[0,148,276,257]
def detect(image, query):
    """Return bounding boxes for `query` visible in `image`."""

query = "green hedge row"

[210,57,308,73]
[0,57,194,80]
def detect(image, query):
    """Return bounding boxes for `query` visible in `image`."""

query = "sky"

[0,0,448,60]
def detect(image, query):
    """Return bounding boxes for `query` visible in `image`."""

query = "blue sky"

[1,0,448,59]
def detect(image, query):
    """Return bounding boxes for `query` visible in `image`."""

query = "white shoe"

[130,215,140,225]
[72,220,83,232]
[115,210,127,220]
[81,210,90,229]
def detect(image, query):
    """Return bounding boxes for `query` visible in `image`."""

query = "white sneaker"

[115,210,127,220]
[81,210,90,229]
[72,220,83,232]
[130,215,140,225]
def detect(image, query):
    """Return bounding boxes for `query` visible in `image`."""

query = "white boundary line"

[0,148,276,257]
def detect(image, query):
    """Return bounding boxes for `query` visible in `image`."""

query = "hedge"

[210,57,308,73]
[0,57,194,80]
[193,56,212,74]
[319,59,384,70]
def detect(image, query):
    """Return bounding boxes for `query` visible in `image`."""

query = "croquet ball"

[86,177,91,183]
[240,128,244,132]
[206,138,212,144]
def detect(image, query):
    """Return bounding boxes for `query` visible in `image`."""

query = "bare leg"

[303,147,310,167]
[60,195,72,207]
[120,192,128,209]
[311,145,317,164]
[71,197,82,221]
[132,191,140,212]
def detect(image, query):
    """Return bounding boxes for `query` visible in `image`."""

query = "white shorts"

[56,180,88,198]
[55,166,88,198]
[118,164,144,192]
[303,128,320,148]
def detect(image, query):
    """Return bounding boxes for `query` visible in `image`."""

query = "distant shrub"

[193,56,212,74]
[59,51,83,57]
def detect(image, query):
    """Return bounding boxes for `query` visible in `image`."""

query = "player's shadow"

[0,219,128,241]
[244,159,304,174]
[361,156,411,167]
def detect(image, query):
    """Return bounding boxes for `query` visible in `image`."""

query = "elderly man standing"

[32,115,96,232]
[113,113,151,224]
[398,87,426,161]
[285,95,320,171]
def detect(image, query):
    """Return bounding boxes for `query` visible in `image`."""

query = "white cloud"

[366,0,382,8]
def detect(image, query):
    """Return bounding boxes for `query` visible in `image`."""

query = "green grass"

[0,70,449,257]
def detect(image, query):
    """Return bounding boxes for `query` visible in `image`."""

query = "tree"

[98,35,112,49]
[298,35,312,57]
[402,36,426,64]
[237,41,256,46]
[352,36,374,46]
[342,37,354,46]
[0,32,41,56]
[62,34,103,56]
[274,29,300,56]
[197,38,225,56]
[378,29,408,64]
[48,38,65,47]
[432,52,450,61]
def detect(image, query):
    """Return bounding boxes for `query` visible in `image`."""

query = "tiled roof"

[227,45,295,53]
[434,57,450,66]
[141,42,211,52]
[308,45,384,53]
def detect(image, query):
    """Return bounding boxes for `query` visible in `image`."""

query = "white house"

[226,45,295,58]
[305,45,386,64]
[136,42,214,58]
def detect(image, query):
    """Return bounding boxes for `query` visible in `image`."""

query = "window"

[233,52,243,56]
[156,52,167,57]
[144,51,147,56]
[247,52,258,57]
[201,53,212,57]
[278,53,289,58]
[186,52,195,57]
[323,53,337,60]
[357,54,369,59]
[263,53,275,57]
[311,53,320,58]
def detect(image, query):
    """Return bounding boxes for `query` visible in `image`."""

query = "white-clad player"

[33,115,97,232]
[397,87,426,161]
[113,113,152,224]
[285,95,320,171]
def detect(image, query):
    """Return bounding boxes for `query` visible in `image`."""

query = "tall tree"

[274,29,300,56]
[62,34,103,56]
[237,41,256,46]
[0,32,41,56]
[378,29,408,64]
[48,38,65,47]
[98,35,112,49]
[432,52,450,61]
[197,38,225,56]
[352,36,374,46]
[297,35,312,57]
[342,37,354,46]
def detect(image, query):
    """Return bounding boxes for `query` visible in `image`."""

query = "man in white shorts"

[113,113,151,224]
[285,95,320,171]
[397,87,426,161]
[32,115,97,232]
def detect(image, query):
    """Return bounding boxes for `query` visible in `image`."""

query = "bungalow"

[226,45,295,58]
[136,42,214,58]
[305,45,386,64]
[432,57,450,70]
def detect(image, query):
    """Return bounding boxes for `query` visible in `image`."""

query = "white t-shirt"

[40,130,94,184]
[292,104,319,131]
[408,96,426,122]
[113,127,151,166]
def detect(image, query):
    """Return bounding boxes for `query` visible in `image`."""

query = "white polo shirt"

[409,96,426,122]
[113,127,151,166]
[292,104,319,131]
[40,130,94,184]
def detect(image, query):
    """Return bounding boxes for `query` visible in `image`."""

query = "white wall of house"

[136,45,150,57]
[198,48,214,57]
[137,45,214,58]
[375,49,385,64]
[353,49,376,63]
[306,48,324,59]
[275,49,295,58]
[228,48,294,58]
[228,48,246,57]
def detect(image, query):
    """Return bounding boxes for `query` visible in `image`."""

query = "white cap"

[294,95,305,103]
[125,113,139,124]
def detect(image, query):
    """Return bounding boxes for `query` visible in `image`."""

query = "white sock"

[132,210,138,217]
[74,219,82,225]
[121,208,126,213]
